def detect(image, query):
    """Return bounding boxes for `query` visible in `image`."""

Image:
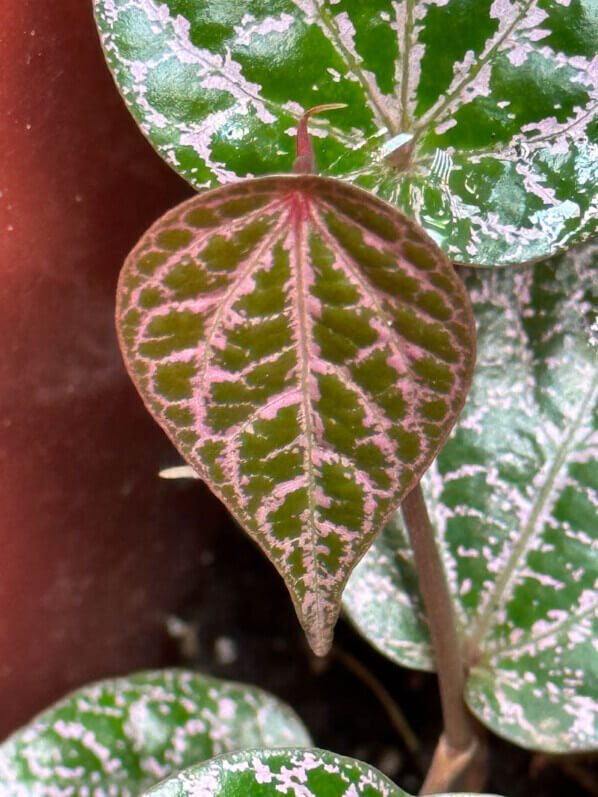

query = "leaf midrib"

[294,197,324,642]
[304,205,408,482]
[399,0,414,132]
[469,371,598,652]
[414,0,535,134]
[317,5,399,135]
[493,594,598,659]
[307,199,454,473]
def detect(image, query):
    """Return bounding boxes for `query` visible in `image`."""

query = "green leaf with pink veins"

[116,172,476,656]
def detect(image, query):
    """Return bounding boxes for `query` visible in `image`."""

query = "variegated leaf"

[93,0,598,266]
[116,175,475,655]
[0,669,311,795]
[344,243,598,751]
[141,747,504,797]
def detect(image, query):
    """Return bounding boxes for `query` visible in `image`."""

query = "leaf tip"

[306,627,334,658]
[301,601,340,657]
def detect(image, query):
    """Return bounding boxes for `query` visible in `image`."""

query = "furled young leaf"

[93,0,597,266]
[344,244,598,752]
[141,747,504,797]
[116,175,475,655]
[0,669,311,795]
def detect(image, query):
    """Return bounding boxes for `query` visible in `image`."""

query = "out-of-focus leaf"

[344,243,598,751]
[141,747,505,797]
[0,669,311,795]
[93,0,597,265]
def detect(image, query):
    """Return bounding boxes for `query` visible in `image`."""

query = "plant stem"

[460,723,489,793]
[419,734,476,795]
[401,482,476,793]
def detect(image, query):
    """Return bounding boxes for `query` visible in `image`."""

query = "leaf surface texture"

[94,0,598,265]
[116,175,475,653]
[344,244,598,751]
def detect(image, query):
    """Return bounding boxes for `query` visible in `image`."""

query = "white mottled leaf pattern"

[142,747,505,797]
[344,243,598,751]
[93,0,598,265]
[0,669,311,795]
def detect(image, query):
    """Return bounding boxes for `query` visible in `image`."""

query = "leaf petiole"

[292,103,348,174]
[401,482,478,793]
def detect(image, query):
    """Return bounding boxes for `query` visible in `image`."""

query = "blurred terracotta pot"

[0,0,225,738]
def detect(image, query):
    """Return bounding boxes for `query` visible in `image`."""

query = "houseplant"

[0,2,595,795]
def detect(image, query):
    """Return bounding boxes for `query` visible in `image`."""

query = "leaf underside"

[116,175,475,655]
[94,0,598,266]
[344,243,598,752]
[142,747,504,797]
[0,669,311,796]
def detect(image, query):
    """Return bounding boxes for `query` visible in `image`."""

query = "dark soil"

[165,480,594,797]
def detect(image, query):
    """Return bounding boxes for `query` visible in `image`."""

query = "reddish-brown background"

[0,0,228,739]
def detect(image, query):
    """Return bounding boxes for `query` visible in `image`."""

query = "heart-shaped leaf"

[0,669,311,795]
[141,747,504,797]
[93,0,597,266]
[344,243,598,751]
[116,174,475,655]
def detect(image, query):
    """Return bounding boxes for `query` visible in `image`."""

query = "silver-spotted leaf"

[116,175,475,655]
[0,669,311,795]
[141,747,504,797]
[344,243,598,751]
[93,0,598,266]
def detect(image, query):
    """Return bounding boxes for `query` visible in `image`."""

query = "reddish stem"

[292,103,347,174]
[401,483,478,793]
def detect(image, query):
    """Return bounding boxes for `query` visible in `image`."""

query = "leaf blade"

[117,175,475,655]
[0,669,311,795]
[141,747,505,797]
[344,244,598,751]
[93,0,598,265]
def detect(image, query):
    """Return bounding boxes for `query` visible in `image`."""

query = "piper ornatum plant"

[115,106,476,658]
[108,99,597,790]
[92,0,597,268]
[1,2,595,795]
[114,106,481,792]
[344,247,598,758]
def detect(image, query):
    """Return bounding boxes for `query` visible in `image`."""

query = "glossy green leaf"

[141,747,504,797]
[0,669,311,795]
[93,0,597,266]
[116,174,475,655]
[344,243,598,751]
